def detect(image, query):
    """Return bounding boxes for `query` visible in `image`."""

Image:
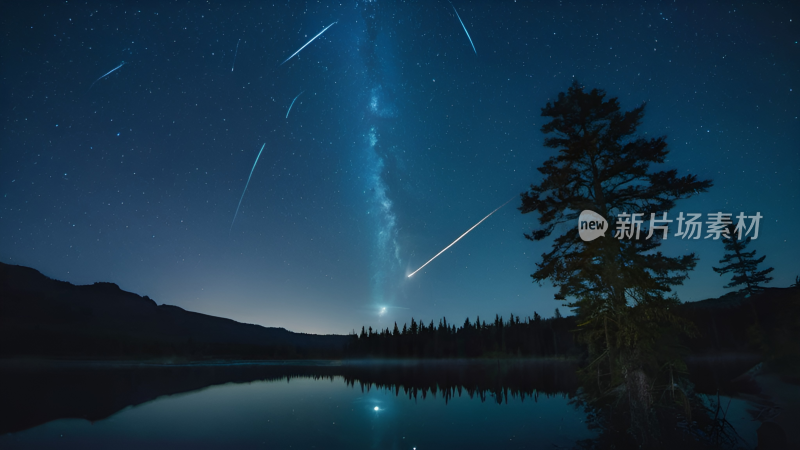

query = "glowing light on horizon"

[407,197,514,278]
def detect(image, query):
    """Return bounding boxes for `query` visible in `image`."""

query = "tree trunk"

[624,354,657,447]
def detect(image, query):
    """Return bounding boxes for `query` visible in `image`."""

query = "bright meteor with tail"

[407,197,514,278]
[280,22,337,66]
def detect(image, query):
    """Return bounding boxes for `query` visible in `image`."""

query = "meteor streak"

[230,143,266,232]
[449,2,476,55]
[286,91,304,118]
[407,197,514,278]
[231,39,240,72]
[88,61,126,91]
[280,22,337,66]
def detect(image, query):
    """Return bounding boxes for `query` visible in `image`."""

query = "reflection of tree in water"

[340,360,578,405]
[0,360,578,434]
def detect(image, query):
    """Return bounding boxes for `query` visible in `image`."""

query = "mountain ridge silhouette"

[0,262,350,359]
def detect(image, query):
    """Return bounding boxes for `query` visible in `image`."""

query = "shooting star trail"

[286,91,304,118]
[88,61,126,91]
[231,39,240,72]
[449,2,476,55]
[230,143,266,232]
[407,197,514,278]
[280,21,336,66]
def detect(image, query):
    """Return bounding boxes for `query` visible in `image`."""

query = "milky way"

[360,1,402,310]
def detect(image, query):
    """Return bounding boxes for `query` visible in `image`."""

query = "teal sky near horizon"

[1,1,798,334]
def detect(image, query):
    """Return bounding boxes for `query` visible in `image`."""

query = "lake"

[0,360,596,449]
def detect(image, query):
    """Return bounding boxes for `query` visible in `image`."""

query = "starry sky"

[1,1,798,335]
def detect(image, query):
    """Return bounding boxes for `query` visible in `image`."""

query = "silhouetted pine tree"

[519,80,711,445]
[713,224,773,295]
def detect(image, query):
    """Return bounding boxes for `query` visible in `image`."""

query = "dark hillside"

[0,263,351,359]
[3,261,798,365]
[677,286,800,371]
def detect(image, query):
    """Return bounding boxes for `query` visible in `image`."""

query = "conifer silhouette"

[713,224,773,294]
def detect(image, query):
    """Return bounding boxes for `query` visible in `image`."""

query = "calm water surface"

[0,360,595,449]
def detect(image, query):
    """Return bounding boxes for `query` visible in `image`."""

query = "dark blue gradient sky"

[2,1,798,334]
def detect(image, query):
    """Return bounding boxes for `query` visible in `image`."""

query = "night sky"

[1,1,798,335]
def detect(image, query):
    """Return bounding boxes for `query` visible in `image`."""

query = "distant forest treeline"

[345,311,578,358]
[3,262,798,364]
[345,287,800,363]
